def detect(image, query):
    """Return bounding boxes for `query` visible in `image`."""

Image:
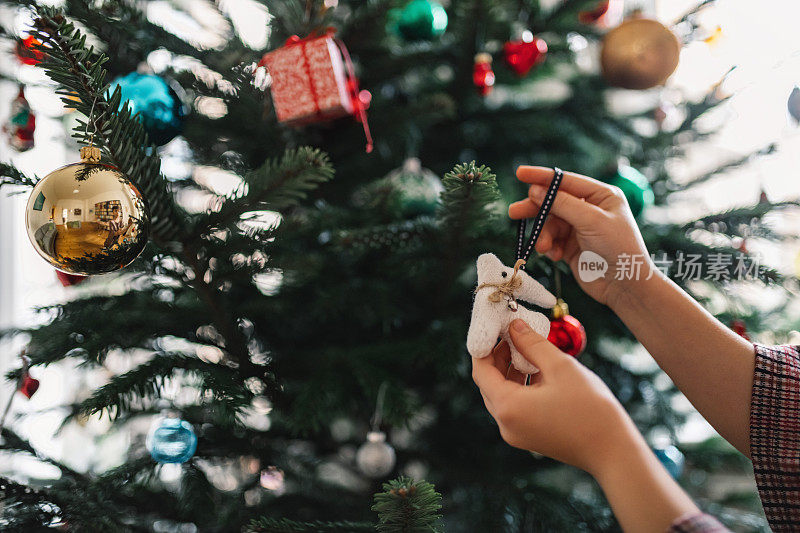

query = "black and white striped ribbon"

[515,167,564,268]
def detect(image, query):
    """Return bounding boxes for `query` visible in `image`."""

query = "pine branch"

[195,147,335,236]
[245,517,375,533]
[372,477,443,533]
[438,161,500,233]
[334,218,436,251]
[71,352,253,423]
[0,428,87,482]
[673,144,777,191]
[28,8,184,243]
[0,162,37,189]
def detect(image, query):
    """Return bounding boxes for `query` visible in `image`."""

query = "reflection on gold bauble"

[601,18,680,90]
[25,161,149,275]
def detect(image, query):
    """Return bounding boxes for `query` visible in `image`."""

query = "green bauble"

[354,158,443,217]
[601,165,654,217]
[391,0,448,41]
[386,158,443,216]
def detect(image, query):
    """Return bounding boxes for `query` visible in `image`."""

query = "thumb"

[508,319,566,371]
[529,185,604,231]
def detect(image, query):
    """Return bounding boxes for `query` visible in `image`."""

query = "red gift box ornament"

[259,29,373,153]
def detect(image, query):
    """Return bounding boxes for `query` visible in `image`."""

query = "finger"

[517,166,618,205]
[528,185,607,231]
[509,198,539,219]
[472,353,514,403]
[508,319,568,372]
[506,364,528,385]
[546,243,563,262]
[490,341,512,375]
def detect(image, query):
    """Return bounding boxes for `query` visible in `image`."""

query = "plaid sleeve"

[751,343,800,531]
[668,512,729,532]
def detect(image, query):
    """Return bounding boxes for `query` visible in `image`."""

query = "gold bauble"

[25,160,149,275]
[601,18,680,90]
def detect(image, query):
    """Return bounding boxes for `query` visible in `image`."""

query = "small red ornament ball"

[503,36,547,77]
[547,300,587,356]
[19,375,40,399]
[472,53,495,96]
[56,270,88,287]
[731,319,750,341]
[16,36,46,66]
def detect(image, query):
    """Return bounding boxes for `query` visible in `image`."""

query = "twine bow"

[475,259,526,307]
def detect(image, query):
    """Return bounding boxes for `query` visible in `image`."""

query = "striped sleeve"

[668,513,729,532]
[751,343,800,531]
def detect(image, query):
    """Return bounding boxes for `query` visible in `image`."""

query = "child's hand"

[509,166,651,307]
[472,319,634,476]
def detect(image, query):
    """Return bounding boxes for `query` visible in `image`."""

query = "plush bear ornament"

[467,253,557,374]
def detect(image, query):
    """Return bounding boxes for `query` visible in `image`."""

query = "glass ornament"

[547,299,587,357]
[601,18,680,90]
[391,0,448,42]
[356,431,396,479]
[600,165,654,218]
[25,147,149,275]
[654,445,685,479]
[109,72,185,146]
[503,36,548,77]
[147,414,198,464]
[4,86,35,152]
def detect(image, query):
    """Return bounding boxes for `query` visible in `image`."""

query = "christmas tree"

[0,0,786,531]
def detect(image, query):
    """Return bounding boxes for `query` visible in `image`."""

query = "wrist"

[586,413,648,481]
[605,261,666,314]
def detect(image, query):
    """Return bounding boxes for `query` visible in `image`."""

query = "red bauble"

[731,320,750,341]
[56,270,88,287]
[472,53,495,96]
[19,374,40,399]
[15,36,46,66]
[578,0,623,27]
[503,37,547,77]
[547,300,587,356]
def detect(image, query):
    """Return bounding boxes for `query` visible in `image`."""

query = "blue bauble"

[654,445,685,479]
[109,72,184,146]
[147,416,197,464]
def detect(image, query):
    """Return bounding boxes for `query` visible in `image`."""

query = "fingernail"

[512,319,529,332]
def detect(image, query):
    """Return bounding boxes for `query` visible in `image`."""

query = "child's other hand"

[472,319,636,476]
[510,166,651,307]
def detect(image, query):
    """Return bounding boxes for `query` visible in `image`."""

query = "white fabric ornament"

[467,253,556,374]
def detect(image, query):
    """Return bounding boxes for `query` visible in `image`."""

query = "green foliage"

[28,6,184,243]
[245,518,374,533]
[0,162,37,189]
[196,146,335,235]
[372,477,442,533]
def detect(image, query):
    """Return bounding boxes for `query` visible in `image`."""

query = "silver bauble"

[356,431,396,479]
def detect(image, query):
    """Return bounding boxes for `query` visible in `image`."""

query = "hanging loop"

[516,167,564,267]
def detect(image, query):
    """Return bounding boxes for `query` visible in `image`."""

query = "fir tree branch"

[372,477,443,533]
[245,517,375,533]
[438,161,500,234]
[71,352,253,423]
[0,428,87,481]
[28,8,185,243]
[195,147,335,236]
[671,144,778,191]
[0,162,37,189]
